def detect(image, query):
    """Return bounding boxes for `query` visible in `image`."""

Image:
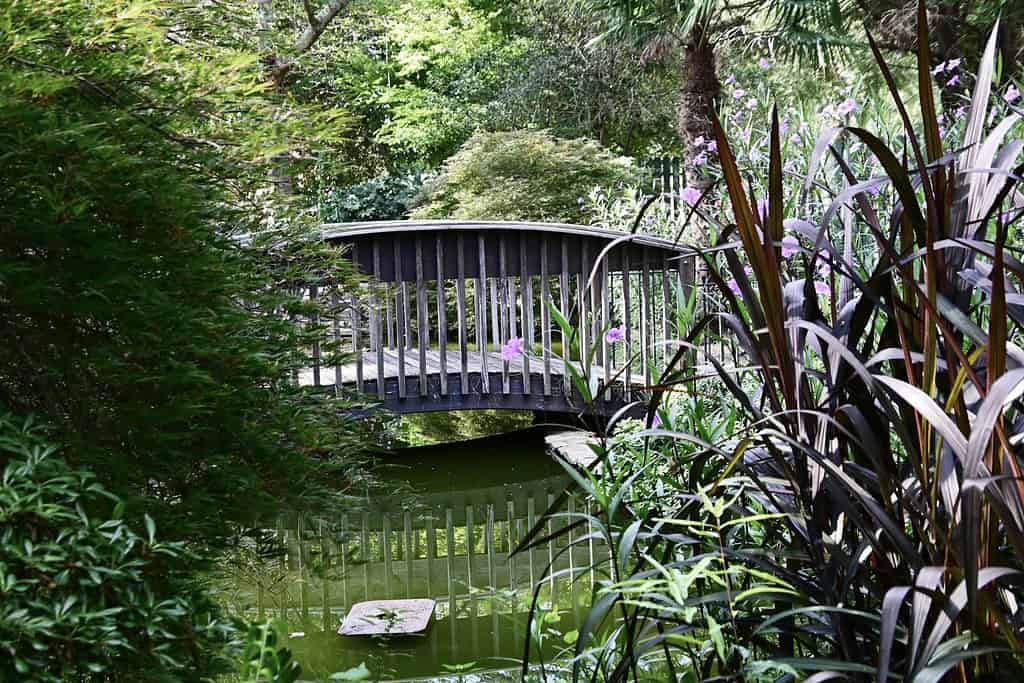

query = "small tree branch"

[295,0,349,55]
[301,0,317,26]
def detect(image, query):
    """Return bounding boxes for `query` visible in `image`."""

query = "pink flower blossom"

[1006,84,1021,103]
[606,324,626,344]
[501,337,525,361]
[680,186,702,205]
[706,140,718,153]
[816,259,832,277]
[814,280,830,296]
[758,57,772,70]
[693,152,709,167]
[836,98,859,116]
[693,135,706,147]
[733,88,746,99]
[789,133,802,145]
[781,235,799,258]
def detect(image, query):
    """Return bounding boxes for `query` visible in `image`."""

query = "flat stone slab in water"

[337,599,436,636]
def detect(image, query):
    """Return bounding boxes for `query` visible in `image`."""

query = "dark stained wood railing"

[301,220,700,415]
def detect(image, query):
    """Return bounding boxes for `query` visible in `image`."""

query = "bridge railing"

[295,221,739,412]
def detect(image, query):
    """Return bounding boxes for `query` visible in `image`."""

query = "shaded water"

[219,428,601,682]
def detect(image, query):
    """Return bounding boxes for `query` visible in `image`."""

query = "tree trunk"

[676,22,720,187]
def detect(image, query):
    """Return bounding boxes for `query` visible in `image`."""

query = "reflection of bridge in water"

[241,458,608,680]
[299,220,694,417]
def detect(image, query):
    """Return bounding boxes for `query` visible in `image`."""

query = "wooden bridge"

[299,220,693,415]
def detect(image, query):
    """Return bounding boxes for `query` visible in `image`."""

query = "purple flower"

[706,140,717,152]
[606,324,626,344]
[789,133,801,145]
[781,235,799,258]
[693,135,706,147]
[814,280,830,296]
[954,105,968,118]
[816,259,832,277]
[501,337,525,361]
[724,74,737,85]
[727,278,742,296]
[946,74,961,87]
[779,117,790,135]
[757,199,769,222]
[836,98,859,116]
[680,186,702,205]
[693,151,709,167]
[746,97,758,110]
[1006,84,1021,103]
[758,57,772,70]
[946,58,962,70]
[733,88,746,99]
[939,126,947,139]
[648,412,662,429]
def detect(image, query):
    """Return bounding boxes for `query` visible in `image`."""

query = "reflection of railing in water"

[242,474,607,678]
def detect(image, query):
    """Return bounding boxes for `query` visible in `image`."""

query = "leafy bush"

[0,0,372,544]
[521,8,1024,682]
[320,172,427,222]
[411,130,640,223]
[0,416,234,682]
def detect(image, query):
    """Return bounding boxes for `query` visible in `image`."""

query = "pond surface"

[220,428,601,682]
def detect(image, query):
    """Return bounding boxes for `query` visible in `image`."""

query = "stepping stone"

[337,599,436,636]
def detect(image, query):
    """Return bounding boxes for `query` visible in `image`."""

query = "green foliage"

[237,621,302,683]
[320,172,427,222]
[0,417,234,682]
[0,0,373,544]
[520,10,1024,682]
[411,130,640,222]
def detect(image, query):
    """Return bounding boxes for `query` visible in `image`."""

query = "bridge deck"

[300,348,639,415]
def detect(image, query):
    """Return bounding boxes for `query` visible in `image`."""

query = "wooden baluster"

[372,240,385,399]
[662,253,671,364]
[436,234,448,396]
[310,284,320,386]
[622,248,632,400]
[394,240,406,399]
[499,235,510,394]
[578,240,589,381]
[477,234,489,394]
[540,239,552,396]
[456,235,469,395]
[601,256,610,402]
[415,236,428,397]
[332,289,343,389]
[559,237,571,398]
[351,292,363,392]
[520,237,533,394]
[641,247,652,386]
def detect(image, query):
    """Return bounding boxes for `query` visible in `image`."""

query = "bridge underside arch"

[301,220,696,417]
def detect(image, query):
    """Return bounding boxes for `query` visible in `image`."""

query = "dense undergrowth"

[520,8,1024,682]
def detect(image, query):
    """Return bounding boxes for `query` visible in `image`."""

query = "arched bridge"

[300,220,693,416]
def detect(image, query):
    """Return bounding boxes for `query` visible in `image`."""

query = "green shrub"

[0,416,234,682]
[411,130,640,223]
[0,0,373,544]
[320,172,427,222]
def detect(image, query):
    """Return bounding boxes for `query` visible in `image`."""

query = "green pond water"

[218,428,601,682]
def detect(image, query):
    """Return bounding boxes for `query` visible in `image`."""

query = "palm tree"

[586,0,858,182]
